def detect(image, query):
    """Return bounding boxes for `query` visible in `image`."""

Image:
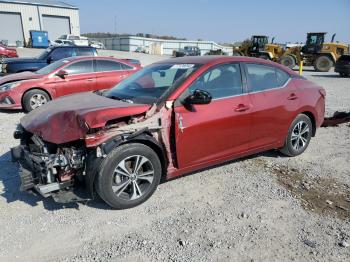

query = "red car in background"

[0,56,140,111]
[11,56,325,209]
[0,43,18,61]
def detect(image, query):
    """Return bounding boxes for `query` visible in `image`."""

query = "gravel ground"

[0,49,349,262]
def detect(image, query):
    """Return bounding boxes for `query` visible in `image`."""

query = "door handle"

[234,104,250,112]
[86,78,94,82]
[287,93,298,100]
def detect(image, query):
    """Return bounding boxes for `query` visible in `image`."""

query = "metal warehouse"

[0,0,80,46]
[93,36,234,56]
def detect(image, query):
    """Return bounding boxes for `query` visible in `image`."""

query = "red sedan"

[0,56,140,111]
[12,56,325,209]
[0,43,18,60]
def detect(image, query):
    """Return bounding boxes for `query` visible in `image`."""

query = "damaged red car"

[0,43,18,60]
[0,56,140,112]
[11,56,325,209]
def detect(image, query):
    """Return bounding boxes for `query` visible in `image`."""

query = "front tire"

[96,143,162,209]
[280,114,313,157]
[279,55,296,69]
[314,56,333,72]
[22,89,50,112]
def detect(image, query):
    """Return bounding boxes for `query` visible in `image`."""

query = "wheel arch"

[21,87,52,107]
[299,111,317,137]
[318,52,336,63]
[86,131,168,198]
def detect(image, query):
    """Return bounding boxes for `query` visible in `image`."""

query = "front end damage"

[11,103,175,204]
[11,129,88,202]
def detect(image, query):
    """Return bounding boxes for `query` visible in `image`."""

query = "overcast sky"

[70,0,350,44]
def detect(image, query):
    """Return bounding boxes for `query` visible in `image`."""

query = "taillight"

[319,89,326,98]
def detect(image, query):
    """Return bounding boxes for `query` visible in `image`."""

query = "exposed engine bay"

[11,104,173,204]
[11,130,88,202]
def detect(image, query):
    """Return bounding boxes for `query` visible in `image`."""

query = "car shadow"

[0,109,23,114]
[0,151,80,210]
[309,74,343,78]
[0,149,286,211]
[162,149,285,184]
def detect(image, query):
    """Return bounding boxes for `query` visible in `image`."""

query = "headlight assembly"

[0,81,21,91]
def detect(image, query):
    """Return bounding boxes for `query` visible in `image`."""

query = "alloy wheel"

[291,121,310,151]
[30,94,47,109]
[112,155,154,201]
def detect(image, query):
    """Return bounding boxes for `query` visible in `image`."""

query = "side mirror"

[184,89,212,105]
[56,70,68,79]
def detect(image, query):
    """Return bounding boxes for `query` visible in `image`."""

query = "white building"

[93,36,234,56]
[0,0,80,46]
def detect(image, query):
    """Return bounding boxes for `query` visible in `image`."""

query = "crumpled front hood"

[20,92,151,144]
[0,71,42,85]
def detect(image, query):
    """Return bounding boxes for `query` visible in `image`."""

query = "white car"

[49,39,75,46]
[89,40,105,49]
[58,35,89,46]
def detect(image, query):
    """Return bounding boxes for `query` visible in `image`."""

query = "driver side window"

[188,63,243,99]
[64,60,94,75]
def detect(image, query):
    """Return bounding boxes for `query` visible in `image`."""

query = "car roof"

[157,56,297,74]
[51,46,95,50]
[61,56,129,62]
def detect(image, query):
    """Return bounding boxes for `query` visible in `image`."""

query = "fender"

[85,130,167,198]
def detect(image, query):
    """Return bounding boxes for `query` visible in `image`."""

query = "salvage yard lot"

[0,50,349,262]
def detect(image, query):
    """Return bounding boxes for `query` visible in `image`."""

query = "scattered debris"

[260,161,350,221]
[326,200,333,205]
[322,111,350,127]
[303,239,317,248]
[339,240,349,248]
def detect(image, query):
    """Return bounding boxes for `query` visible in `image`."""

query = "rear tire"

[22,89,50,112]
[96,143,162,209]
[279,55,296,69]
[314,56,333,72]
[280,114,313,157]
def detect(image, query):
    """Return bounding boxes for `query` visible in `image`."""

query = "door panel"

[174,95,252,169]
[54,60,96,96]
[95,71,132,90]
[54,73,97,97]
[95,60,133,90]
[244,63,299,147]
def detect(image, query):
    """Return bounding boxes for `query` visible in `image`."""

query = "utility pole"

[114,14,117,35]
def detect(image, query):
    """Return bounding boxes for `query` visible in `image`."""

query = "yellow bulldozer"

[233,35,272,58]
[234,33,349,72]
[267,33,349,72]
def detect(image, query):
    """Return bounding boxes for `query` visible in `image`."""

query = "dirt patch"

[265,163,350,221]
[322,111,350,127]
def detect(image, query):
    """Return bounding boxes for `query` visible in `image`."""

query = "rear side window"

[96,60,122,72]
[50,48,73,61]
[276,68,290,86]
[121,63,133,70]
[246,64,289,92]
[76,48,94,56]
[64,60,94,75]
[188,63,243,99]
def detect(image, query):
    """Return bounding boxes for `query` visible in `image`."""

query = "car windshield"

[35,59,71,74]
[105,63,201,104]
[36,48,52,59]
